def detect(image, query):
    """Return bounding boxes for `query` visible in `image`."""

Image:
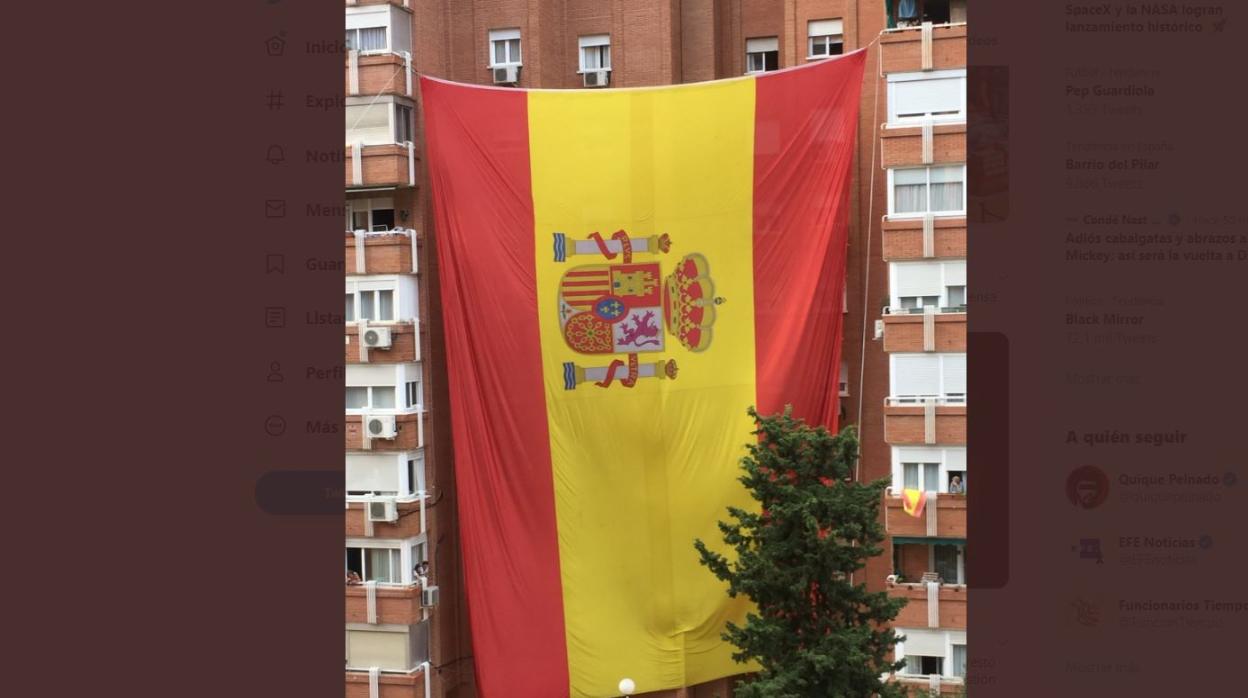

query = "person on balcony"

[948,475,964,494]
[346,570,363,586]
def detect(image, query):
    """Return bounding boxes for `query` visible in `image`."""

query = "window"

[346,26,388,52]
[890,353,966,403]
[405,381,421,409]
[905,655,944,676]
[347,196,396,232]
[888,0,962,29]
[902,462,941,492]
[359,289,395,322]
[489,28,522,66]
[933,545,961,583]
[578,34,611,72]
[951,644,967,678]
[745,37,779,73]
[346,100,415,147]
[394,104,413,143]
[345,293,356,322]
[839,361,850,397]
[347,452,421,498]
[894,447,965,495]
[888,70,966,124]
[889,165,965,217]
[346,385,397,411]
[890,261,966,311]
[807,19,844,58]
[346,546,402,584]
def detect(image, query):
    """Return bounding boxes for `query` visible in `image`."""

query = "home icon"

[265,33,286,57]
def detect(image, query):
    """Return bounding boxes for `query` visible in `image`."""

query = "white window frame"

[489,28,522,67]
[346,450,426,501]
[745,37,779,74]
[807,19,844,59]
[345,25,390,53]
[888,260,967,311]
[346,97,416,147]
[887,69,967,125]
[888,353,967,404]
[887,164,967,219]
[346,384,400,412]
[895,628,968,680]
[892,446,966,495]
[346,196,397,233]
[346,275,419,323]
[347,363,423,415]
[346,535,428,586]
[578,34,611,73]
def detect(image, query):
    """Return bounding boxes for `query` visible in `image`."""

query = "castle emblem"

[553,230,723,389]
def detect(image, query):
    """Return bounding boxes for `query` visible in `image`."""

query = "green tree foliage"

[694,407,907,698]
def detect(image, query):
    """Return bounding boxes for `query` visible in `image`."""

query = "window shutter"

[944,447,967,471]
[943,354,967,395]
[747,37,778,52]
[893,75,963,116]
[808,19,843,37]
[944,260,967,287]
[578,34,609,48]
[347,455,400,493]
[893,355,941,396]
[894,262,943,298]
[902,628,947,657]
[489,28,521,41]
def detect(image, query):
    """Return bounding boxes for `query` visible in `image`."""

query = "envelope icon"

[265,199,287,218]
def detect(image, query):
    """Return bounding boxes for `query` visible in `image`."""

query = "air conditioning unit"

[492,65,520,85]
[421,585,440,608]
[367,498,398,523]
[366,414,398,439]
[583,70,609,88]
[362,326,393,349]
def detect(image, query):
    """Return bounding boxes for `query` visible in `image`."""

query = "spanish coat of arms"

[553,230,723,389]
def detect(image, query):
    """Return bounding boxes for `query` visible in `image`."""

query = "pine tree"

[694,407,908,698]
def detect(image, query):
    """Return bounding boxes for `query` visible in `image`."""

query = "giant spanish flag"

[422,50,865,698]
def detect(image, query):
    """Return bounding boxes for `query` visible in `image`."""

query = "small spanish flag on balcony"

[902,488,929,518]
[422,50,865,698]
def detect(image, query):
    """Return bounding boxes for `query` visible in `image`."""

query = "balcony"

[882,309,967,353]
[347,411,426,451]
[345,229,420,275]
[345,668,427,698]
[885,492,967,538]
[884,397,966,445]
[346,142,418,189]
[346,0,411,7]
[347,51,413,98]
[880,23,967,74]
[895,676,966,696]
[881,123,966,169]
[346,497,426,538]
[347,321,421,363]
[346,583,425,625]
[889,581,968,630]
[881,216,966,261]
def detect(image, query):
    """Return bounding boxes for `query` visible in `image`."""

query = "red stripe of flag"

[420,77,569,698]
[751,51,866,429]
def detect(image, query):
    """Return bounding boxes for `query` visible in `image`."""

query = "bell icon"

[266,145,285,165]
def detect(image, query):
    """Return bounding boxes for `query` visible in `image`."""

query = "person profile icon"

[267,361,284,383]
[1065,466,1109,510]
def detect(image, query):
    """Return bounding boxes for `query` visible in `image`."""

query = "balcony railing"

[885,395,965,407]
[883,398,967,445]
[345,492,428,538]
[346,141,418,188]
[887,578,968,630]
[346,580,427,625]
[346,228,419,275]
[884,305,966,316]
[345,663,429,698]
[884,490,967,538]
[347,50,413,98]
[880,22,967,74]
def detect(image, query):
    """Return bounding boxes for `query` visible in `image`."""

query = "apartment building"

[340,1,967,696]
[876,5,970,695]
